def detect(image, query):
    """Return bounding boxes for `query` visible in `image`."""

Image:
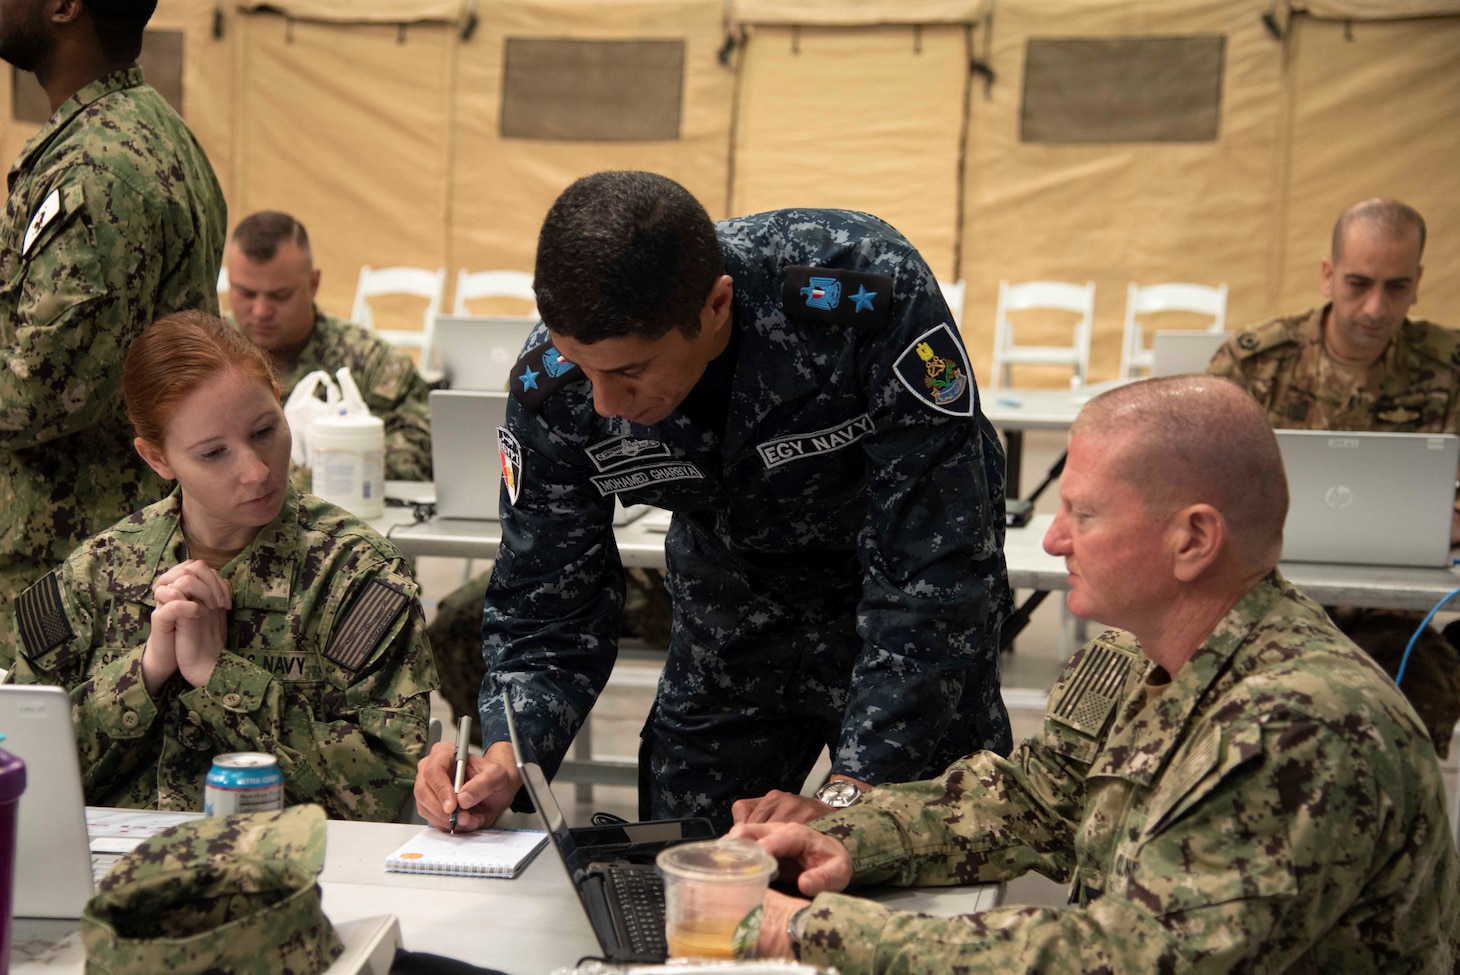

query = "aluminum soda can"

[204,752,283,816]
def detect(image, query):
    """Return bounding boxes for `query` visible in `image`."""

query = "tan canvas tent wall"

[0,0,1455,383]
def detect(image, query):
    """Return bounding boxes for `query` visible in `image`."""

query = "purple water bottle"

[0,733,26,975]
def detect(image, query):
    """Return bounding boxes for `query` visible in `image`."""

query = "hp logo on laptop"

[1324,485,1354,510]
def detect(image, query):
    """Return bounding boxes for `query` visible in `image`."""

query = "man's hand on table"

[731,774,871,825]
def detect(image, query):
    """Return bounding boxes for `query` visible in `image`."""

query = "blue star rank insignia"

[781,267,891,330]
[511,338,582,411]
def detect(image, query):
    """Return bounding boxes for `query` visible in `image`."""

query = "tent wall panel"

[1280,15,1460,325]
[232,14,454,326]
[729,24,970,281]
[448,0,734,296]
[958,0,1287,385]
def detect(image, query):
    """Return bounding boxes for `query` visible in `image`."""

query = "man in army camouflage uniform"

[734,376,1459,973]
[0,0,226,664]
[226,210,433,483]
[1209,198,1460,756]
[416,170,1012,832]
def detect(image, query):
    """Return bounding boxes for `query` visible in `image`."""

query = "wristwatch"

[814,778,864,808]
[787,905,811,961]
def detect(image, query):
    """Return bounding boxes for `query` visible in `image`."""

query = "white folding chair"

[217,266,229,294]
[454,269,537,318]
[936,279,967,330]
[990,280,1095,389]
[1119,282,1229,379]
[352,265,447,367]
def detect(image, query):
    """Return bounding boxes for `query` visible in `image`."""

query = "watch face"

[816,780,861,808]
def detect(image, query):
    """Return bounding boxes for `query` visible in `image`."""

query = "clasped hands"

[141,559,230,697]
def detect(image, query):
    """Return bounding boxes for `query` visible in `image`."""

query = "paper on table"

[384,826,546,878]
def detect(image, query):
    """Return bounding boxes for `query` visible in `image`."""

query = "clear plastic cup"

[655,837,778,960]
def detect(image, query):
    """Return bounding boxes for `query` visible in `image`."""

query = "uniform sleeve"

[476,396,624,781]
[0,174,170,449]
[361,345,434,482]
[177,561,436,822]
[7,561,169,801]
[801,716,1428,975]
[839,269,1010,781]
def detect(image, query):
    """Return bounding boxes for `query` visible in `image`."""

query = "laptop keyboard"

[598,863,667,959]
[92,852,122,885]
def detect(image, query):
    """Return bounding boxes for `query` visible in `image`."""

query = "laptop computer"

[433,314,538,392]
[431,389,511,520]
[0,684,95,918]
[1277,430,1459,567]
[504,691,716,963]
[1150,330,1230,378]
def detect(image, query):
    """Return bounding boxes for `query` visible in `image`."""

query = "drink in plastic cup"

[656,837,778,960]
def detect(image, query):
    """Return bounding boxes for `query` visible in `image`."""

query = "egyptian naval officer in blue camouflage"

[9,312,435,822]
[733,376,1459,974]
[415,170,1012,834]
[0,0,227,665]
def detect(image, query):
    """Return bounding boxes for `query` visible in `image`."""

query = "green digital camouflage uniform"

[803,573,1459,974]
[0,67,227,665]
[82,805,341,975]
[1209,305,1460,756]
[265,310,434,484]
[9,486,437,822]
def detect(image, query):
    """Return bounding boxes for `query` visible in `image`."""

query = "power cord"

[1395,585,1460,687]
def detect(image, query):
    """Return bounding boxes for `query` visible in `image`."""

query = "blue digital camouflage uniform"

[482,209,1012,828]
[800,573,1459,974]
[8,486,437,822]
[0,67,227,666]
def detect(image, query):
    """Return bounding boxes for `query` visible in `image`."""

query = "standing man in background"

[0,0,226,665]
[1208,198,1460,755]
[225,210,433,484]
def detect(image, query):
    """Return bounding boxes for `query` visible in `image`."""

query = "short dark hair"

[81,0,157,62]
[231,211,313,264]
[533,171,723,342]
[1332,198,1427,262]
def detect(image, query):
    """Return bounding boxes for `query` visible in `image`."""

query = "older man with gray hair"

[734,376,1458,973]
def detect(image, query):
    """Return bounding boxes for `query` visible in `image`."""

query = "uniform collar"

[9,66,146,185]
[1091,571,1290,786]
[719,287,826,457]
[109,485,298,612]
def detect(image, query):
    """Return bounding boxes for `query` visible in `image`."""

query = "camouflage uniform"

[1209,305,1460,756]
[82,805,341,975]
[264,309,434,483]
[485,209,1012,828]
[0,67,227,665]
[803,573,1459,974]
[8,486,437,821]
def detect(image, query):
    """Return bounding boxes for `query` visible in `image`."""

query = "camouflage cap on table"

[80,804,342,975]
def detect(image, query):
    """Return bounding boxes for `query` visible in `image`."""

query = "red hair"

[122,310,279,447]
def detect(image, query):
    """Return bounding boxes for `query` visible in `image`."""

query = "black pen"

[449,715,471,834]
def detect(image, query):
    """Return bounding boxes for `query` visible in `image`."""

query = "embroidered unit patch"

[892,323,975,417]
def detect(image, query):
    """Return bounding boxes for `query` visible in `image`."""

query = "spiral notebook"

[384,825,546,878]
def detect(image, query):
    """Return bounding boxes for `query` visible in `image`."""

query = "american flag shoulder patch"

[17,571,73,661]
[1050,639,1137,737]
[324,580,409,672]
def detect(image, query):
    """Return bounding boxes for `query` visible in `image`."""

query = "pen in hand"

[449,715,471,835]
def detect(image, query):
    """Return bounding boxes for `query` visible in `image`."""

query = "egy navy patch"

[893,323,975,417]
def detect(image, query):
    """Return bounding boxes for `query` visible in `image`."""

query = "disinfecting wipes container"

[311,411,385,519]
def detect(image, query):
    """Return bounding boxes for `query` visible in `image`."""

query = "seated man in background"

[734,376,1458,973]
[226,210,433,483]
[1208,197,1460,755]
